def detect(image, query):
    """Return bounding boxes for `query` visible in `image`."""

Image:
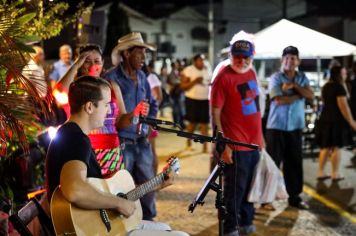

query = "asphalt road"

[154,131,356,236]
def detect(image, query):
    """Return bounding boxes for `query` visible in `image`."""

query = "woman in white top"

[180,54,211,152]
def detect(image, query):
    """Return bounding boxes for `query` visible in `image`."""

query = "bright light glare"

[53,89,68,105]
[308,123,315,129]
[48,126,58,140]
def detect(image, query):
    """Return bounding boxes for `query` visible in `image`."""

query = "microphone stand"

[149,123,258,236]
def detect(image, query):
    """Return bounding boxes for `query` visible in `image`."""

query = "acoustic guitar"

[50,157,180,236]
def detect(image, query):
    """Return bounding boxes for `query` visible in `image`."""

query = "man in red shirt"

[211,39,262,236]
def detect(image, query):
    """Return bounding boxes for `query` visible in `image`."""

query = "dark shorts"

[185,97,209,123]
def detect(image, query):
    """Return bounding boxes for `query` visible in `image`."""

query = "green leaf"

[15,12,36,26]
[16,35,41,44]
[12,39,36,53]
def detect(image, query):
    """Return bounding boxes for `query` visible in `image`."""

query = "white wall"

[127,7,209,60]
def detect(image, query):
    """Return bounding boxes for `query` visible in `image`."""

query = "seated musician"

[45,76,188,236]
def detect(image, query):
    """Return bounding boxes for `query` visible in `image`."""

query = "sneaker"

[290,201,310,210]
[240,224,256,235]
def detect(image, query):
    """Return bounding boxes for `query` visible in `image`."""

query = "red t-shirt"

[210,66,262,151]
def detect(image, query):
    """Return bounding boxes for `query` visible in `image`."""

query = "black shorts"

[185,97,209,123]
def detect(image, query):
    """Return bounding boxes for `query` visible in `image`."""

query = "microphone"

[132,115,181,130]
[132,114,142,135]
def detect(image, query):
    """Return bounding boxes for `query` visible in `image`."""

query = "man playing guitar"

[45,76,188,236]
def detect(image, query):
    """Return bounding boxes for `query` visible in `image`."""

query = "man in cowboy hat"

[105,32,159,221]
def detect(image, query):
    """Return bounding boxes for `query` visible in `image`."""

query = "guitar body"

[50,170,143,236]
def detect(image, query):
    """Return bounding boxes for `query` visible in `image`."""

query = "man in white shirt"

[22,46,48,98]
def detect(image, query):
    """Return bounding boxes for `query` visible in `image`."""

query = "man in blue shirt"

[105,32,158,221]
[49,44,73,89]
[266,46,314,210]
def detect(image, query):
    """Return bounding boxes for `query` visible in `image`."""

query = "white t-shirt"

[22,59,47,97]
[147,73,162,89]
[182,65,210,100]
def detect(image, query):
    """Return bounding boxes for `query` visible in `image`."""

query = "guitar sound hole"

[117,192,127,199]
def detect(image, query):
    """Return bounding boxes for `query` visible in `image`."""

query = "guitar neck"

[123,173,165,201]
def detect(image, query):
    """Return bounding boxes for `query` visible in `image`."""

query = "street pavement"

[153,129,356,236]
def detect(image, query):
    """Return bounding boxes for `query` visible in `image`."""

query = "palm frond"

[0,4,49,157]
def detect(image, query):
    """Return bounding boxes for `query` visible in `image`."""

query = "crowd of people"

[1,29,356,236]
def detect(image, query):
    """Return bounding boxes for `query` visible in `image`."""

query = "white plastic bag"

[248,149,288,203]
[276,174,289,200]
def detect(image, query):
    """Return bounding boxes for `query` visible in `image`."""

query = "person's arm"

[146,81,158,119]
[57,52,90,90]
[110,80,149,129]
[49,67,59,89]
[212,107,233,164]
[292,84,314,100]
[273,94,301,104]
[50,80,57,90]
[60,160,135,217]
[337,96,356,130]
[152,86,162,104]
[269,74,301,105]
[154,168,177,191]
[180,73,203,91]
[110,80,133,129]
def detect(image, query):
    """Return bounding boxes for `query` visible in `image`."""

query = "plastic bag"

[248,149,288,203]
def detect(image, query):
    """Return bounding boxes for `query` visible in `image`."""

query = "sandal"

[316,175,331,181]
[260,203,276,211]
[331,176,345,181]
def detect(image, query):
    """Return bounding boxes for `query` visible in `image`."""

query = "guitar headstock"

[163,156,180,175]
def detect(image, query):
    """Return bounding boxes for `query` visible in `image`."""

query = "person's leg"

[284,130,303,206]
[120,141,136,174]
[238,151,259,231]
[149,136,158,176]
[330,147,342,179]
[198,100,210,153]
[172,99,180,124]
[186,123,197,149]
[265,129,284,167]
[133,139,156,220]
[199,123,209,153]
[223,151,240,235]
[318,148,331,178]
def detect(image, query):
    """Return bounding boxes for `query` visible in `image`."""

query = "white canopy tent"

[254,19,356,59]
[251,19,356,87]
[218,20,356,87]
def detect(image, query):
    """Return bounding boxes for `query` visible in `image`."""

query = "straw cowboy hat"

[111,32,156,66]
